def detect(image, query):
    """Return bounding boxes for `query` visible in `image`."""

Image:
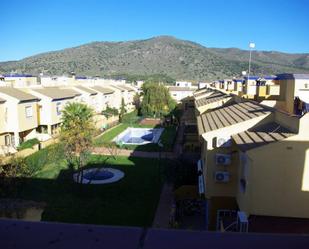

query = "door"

[4,135,11,146]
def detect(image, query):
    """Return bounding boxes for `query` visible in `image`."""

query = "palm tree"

[60,102,96,183]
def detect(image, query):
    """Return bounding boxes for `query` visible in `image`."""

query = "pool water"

[114,128,164,145]
[83,170,114,181]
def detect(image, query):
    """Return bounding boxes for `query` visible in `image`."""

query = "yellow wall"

[275,110,299,133]
[17,102,38,132]
[0,103,5,134]
[278,79,295,113]
[203,142,239,198]
[237,113,309,218]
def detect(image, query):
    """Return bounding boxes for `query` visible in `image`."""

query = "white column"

[14,131,20,147]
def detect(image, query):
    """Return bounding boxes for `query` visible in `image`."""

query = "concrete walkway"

[92,147,176,159]
[152,183,175,228]
[152,122,185,228]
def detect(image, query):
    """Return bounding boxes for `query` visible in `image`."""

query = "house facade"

[27,87,81,136]
[194,85,309,231]
[0,87,39,148]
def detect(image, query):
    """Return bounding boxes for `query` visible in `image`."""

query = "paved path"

[92,147,176,159]
[152,183,175,228]
[152,122,185,228]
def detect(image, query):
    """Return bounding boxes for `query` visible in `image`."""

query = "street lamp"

[247,42,256,84]
[158,140,163,183]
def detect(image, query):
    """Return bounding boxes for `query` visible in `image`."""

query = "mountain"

[1,36,309,81]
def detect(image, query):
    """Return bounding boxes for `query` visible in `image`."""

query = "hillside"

[1,36,309,81]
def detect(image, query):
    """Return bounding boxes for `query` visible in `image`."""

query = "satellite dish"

[242,71,247,76]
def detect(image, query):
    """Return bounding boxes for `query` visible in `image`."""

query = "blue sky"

[0,0,308,62]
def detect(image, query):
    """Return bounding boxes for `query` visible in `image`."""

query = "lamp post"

[158,140,163,184]
[247,42,255,85]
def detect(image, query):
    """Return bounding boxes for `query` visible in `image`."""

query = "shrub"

[25,143,65,175]
[102,106,119,118]
[17,138,39,151]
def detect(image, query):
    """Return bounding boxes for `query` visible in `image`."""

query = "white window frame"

[56,102,62,116]
[25,106,33,118]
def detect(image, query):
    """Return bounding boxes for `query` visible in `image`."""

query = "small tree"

[141,82,176,117]
[103,106,119,119]
[0,156,31,197]
[119,97,126,122]
[60,102,96,183]
[133,93,141,114]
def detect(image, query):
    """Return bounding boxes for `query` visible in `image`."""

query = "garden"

[0,83,181,227]
[0,143,170,227]
[94,110,178,152]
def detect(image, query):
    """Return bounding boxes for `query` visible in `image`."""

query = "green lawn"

[6,154,167,227]
[17,138,39,151]
[95,124,177,152]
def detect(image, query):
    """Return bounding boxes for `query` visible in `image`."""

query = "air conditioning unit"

[216,136,232,148]
[215,171,230,182]
[215,154,231,165]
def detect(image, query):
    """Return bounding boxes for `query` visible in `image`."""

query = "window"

[5,135,11,146]
[56,102,62,116]
[25,106,33,118]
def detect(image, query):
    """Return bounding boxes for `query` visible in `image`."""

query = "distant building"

[175,81,192,87]
[3,73,38,88]
[198,82,209,89]
[168,86,195,102]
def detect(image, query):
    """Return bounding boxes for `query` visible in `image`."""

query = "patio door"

[4,135,11,146]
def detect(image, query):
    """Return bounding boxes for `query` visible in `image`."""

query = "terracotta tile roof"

[232,122,295,151]
[193,88,212,97]
[33,88,80,100]
[168,86,193,91]
[197,101,272,134]
[119,85,135,91]
[195,91,231,108]
[74,86,98,95]
[90,86,115,94]
[0,87,38,102]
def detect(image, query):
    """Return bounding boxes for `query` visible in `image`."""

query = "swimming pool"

[73,168,125,184]
[113,127,164,145]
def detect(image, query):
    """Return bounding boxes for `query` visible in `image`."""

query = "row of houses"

[187,73,309,233]
[211,74,309,115]
[0,80,137,155]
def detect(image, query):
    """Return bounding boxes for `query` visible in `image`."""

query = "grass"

[94,124,129,145]
[17,138,39,151]
[95,125,177,152]
[120,126,177,152]
[94,110,178,152]
[5,154,168,227]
